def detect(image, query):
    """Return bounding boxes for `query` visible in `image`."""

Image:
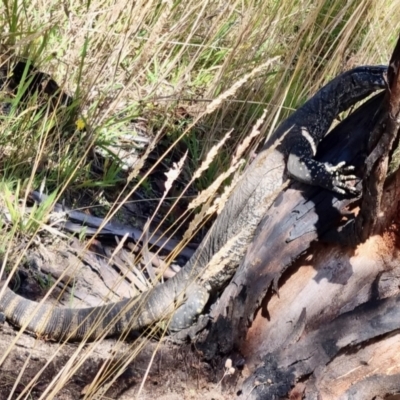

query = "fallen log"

[201,92,385,357]
[200,36,400,399]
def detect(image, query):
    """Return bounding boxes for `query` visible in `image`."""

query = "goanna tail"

[0,276,189,341]
[0,286,143,340]
[0,272,191,341]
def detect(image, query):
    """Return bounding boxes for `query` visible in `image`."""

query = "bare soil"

[0,322,240,399]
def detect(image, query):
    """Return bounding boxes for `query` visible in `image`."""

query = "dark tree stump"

[198,36,400,399]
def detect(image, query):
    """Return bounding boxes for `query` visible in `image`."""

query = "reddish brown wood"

[212,34,400,399]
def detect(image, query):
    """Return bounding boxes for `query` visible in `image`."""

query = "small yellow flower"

[75,118,86,131]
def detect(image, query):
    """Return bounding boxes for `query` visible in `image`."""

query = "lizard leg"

[169,283,209,331]
[287,153,358,195]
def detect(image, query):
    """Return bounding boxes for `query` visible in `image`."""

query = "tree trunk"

[198,36,400,399]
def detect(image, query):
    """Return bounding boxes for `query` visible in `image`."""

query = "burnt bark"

[199,35,400,400]
[201,93,385,358]
[355,35,400,241]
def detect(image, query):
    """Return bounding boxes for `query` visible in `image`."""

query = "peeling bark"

[201,93,385,358]
[201,35,400,399]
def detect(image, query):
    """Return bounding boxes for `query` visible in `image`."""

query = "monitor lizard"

[0,65,387,341]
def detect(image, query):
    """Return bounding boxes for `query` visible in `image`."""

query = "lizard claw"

[325,161,355,174]
[287,154,360,195]
[325,161,359,195]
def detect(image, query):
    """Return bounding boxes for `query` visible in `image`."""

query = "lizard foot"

[287,154,359,195]
[169,284,210,332]
[322,161,358,195]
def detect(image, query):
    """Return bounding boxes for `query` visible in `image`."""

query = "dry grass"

[0,0,399,398]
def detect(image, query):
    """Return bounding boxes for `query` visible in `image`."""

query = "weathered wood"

[356,36,400,241]
[29,191,196,260]
[238,248,400,399]
[202,37,400,399]
[201,92,385,358]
